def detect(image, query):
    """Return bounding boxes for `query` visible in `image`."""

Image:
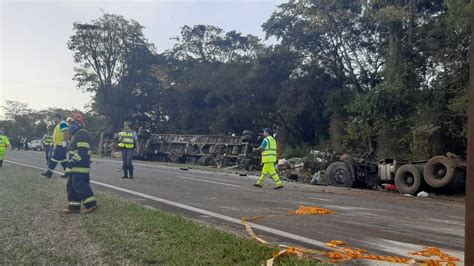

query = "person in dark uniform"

[63,113,97,214]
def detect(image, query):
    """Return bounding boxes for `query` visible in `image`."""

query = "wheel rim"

[401,172,415,187]
[432,163,447,180]
[334,168,350,185]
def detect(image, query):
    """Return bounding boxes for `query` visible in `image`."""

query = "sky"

[0,0,283,117]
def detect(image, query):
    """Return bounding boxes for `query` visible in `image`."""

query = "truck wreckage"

[98,129,262,170]
[282,151,466,195]
[97,130,466,195]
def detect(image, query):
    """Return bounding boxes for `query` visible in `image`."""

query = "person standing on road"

[0,129,11,167]
[42,113,69,178]
[117,122,138,179]
[41,133,53,165]
[253,128,284,189]
[63,113,97,214]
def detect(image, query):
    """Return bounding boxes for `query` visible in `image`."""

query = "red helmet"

[72,112,85,124]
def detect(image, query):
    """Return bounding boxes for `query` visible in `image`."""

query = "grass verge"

[0,163,319,265]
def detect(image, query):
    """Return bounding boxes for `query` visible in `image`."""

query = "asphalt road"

[4,150,465,262]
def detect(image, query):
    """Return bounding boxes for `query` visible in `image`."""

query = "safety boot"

[122,167,128,179]
[0,160,3,167]
[273,185,284,190]
[41,172,52,178]
[81,205,98,214]
[253,183,262,188]
[129,168,134,179]
[62,208,80,214]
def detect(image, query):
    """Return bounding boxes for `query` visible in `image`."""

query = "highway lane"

[4,150,465,261]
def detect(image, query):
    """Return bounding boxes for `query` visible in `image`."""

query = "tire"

[395,164,424,195]
[36,147,41,151]
[325,161,355,187]
[215,155,229,168]
[241,135,256,143]
[198,155,213,166]
[445,169,466,192]
[423,156,456,188]
[197,156,207,165]
[242,130,256,136]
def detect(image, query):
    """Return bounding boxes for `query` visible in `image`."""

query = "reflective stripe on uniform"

[119,132,135,148]
[51,158,67,163]
[77,142,90,149]
[69,201,81,206]
[83,196,96,204]
[55,142,67,147]
[72,153,82,161]
[69,167,90,173]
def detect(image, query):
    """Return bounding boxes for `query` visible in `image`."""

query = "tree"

[169,25,262,63]
[68,13,152,91]
[69,13,158,131]
[2,100,31,120]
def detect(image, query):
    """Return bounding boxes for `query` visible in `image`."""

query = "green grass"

[0,163,321,265]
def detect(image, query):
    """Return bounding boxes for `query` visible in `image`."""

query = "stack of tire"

[241,130,257,144]
[394,154,465,195]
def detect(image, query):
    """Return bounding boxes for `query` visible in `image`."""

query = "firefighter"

[0,129,11,167]
[41,133,53,164]
[42,113,69,178]
[117,121,138,179]
[253,128,284,189]
[63,113,97,214]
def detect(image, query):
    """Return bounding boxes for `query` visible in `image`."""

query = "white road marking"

[308,197,333,202]
[176,175,242,188]
[5,159,465,261]
[4,159,328,249]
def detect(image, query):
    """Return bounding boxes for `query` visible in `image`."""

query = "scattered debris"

[179,167,189,171]
[238,172,248,176]
[242,206,460,265]
[381,184,397,191]
[417,191,429,198]
[309,171,327,185]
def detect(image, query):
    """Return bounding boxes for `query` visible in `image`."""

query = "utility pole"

[465,5,474,265]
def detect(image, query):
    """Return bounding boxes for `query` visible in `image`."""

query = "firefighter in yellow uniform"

[0,129,11,167]
[42,113,69,178]
[253,128,283,189]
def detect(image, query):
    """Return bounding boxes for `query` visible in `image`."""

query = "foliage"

[62,1,472,160]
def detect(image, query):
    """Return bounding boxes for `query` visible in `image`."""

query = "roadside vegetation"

[0,164,318,264]
[1,1,471,162]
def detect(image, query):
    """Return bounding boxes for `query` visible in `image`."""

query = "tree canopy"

[4,1,469,160]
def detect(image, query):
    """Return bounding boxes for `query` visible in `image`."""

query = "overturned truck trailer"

[98,131,261,170]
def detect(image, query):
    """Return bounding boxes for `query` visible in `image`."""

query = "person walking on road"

[118,122,138,179]
[63,113,97,214]
[42,113,69,178]
[41,133,53,165]
[0,129,11,167]
[253,128,284,189]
